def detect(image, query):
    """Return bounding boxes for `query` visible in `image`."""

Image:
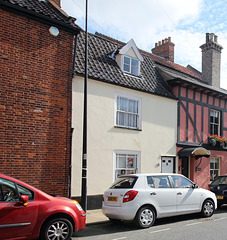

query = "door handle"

[177,192,182,195]
[150,192,156,195]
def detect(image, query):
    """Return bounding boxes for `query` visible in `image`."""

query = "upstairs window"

[116,95,141,129]
[123,56,139,75]
[210,109,220,135]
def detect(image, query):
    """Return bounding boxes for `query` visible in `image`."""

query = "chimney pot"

[151,36,175,62]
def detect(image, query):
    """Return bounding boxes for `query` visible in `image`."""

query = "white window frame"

[113,151,141,181]
[210,109,220,136]
[123,55,139,75]
[210,157,220,180]
[115,93,142,130]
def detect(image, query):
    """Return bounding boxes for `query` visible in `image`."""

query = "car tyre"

[135,206,155,228]
[201,199,215,218]
[40,218,73,240]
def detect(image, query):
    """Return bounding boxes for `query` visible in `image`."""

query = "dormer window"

[115,39,143,77]
[123,56,139,75]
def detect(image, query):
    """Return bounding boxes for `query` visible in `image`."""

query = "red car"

[0,173,86,240]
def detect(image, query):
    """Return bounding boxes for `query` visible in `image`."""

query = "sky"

[61,0,227,90]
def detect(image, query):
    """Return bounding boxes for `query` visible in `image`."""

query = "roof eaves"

[0,0,81,34]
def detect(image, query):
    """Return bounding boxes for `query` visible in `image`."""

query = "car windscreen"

[211,176,227,186]
[110,176,138,189]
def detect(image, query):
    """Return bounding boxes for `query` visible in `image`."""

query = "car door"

[171,175,201,214]
[147,176,177,217]
[0,177,38,239]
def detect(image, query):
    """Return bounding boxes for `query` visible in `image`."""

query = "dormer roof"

[118,39,143,62]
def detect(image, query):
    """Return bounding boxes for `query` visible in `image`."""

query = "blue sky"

[61,0,227,90]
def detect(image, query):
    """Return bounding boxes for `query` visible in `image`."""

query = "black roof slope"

[75,31,176,99]
[0,0,81,33]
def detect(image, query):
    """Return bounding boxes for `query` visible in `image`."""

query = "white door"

[149,176,177,217]
[172,175,201,213]
[161,157,174,173]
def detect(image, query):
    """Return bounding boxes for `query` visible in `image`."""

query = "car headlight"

[73,200,84,212]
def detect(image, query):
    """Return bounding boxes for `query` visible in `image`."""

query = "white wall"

[71,76,177,196]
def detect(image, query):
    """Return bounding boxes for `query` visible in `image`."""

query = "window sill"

[114,125,142,131]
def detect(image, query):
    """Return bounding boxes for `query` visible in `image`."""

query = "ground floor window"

[210,157,220,180]
[114,151,140,180]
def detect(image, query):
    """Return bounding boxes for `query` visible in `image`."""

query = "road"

[73,205,227,240]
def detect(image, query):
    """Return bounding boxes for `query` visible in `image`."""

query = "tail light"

[208,186,211,191]
[123,190,138,203]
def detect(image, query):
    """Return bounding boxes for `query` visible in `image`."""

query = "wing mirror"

[20,195,29,206]
[192,183,198,189]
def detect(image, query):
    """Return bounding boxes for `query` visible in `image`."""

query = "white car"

[102,173,217,228]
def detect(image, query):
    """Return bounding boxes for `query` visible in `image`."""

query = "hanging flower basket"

[208,137,216,146]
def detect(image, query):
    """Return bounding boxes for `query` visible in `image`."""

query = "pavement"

[86,209,109,225]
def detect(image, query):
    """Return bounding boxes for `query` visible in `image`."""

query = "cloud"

[61,0,227,89]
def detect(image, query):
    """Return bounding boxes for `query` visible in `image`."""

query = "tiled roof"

[75,31,177,99]
[95,32,202,81]
[0,0,81,32]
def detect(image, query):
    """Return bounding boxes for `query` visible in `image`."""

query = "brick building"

[0,0,80,196]
[152,33,227,189]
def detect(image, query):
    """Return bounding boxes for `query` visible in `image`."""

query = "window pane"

[124,56,130,72]
[210,110,220,135]
[124,56,130,64]
[116,154,126,168]
[128,100,137,113]
[152,176,171,188]
[17,184,34,200]
[118,97,128,111]
[131,59,139,75]
[0,178,19,202]
[172,176,193,188]
[115,153,139,180]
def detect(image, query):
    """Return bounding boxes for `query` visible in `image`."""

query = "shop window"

[210,157,220,180]
[114,151,140,180]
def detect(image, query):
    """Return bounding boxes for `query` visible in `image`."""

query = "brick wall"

[0,8,75,197]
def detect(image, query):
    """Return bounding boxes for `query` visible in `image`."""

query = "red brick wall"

[152,38,175,62]
[0,9,75,197]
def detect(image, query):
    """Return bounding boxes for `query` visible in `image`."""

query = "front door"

[181,157,189,178]
[161,157,175,173]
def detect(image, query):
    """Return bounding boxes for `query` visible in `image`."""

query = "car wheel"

[201,200,215,217]
[135,206,155,228]
[40,218,73,240]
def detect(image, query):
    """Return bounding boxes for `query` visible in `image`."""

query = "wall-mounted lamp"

[49,26,59,37]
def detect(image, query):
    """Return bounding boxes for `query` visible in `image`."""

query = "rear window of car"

[110,176,138,189]
[211,176,227,186]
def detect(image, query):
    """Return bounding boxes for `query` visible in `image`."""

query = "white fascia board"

[119,39,143,61]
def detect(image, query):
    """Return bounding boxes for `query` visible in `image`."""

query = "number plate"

[108,196,118,202]
[216,195,224,199]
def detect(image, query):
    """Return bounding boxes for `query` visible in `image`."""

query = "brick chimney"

[152,37,175,62]
[200,33,223,87]
[50,0,61,7]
